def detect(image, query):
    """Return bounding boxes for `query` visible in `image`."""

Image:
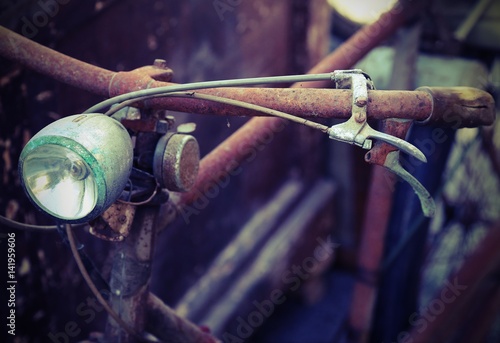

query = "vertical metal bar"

[105,206,157,342]
[346,166,396,343]
[347,22,422,343]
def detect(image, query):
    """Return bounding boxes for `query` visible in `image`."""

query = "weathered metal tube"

[147,293,220,343]
[108,72,433,121]
[0,26,114,96]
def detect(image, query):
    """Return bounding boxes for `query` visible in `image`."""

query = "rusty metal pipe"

[107,68,494,126]
[107,71,432,121]
[146,293,220,343]
[0,25,114,95]
[144,88,432,121]
[0,27,430,122]
[1,26,492,127]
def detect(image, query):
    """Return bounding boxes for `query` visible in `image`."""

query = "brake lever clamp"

[327,70,435,217]
[328,70,425,160]
[328,70,375,149]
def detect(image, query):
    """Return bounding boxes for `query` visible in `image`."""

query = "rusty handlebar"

[0,26,495,128]
[110,72,495,128]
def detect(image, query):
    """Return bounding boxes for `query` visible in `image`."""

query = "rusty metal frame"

[0,0,496,342]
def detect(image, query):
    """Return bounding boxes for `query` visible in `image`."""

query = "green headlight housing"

[19,114,133,223]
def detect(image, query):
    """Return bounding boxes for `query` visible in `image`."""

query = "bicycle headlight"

[19,114,133,223]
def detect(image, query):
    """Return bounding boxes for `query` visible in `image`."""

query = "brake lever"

[327,70,435,217]
[328,117,427,162]
[364,119,436,217]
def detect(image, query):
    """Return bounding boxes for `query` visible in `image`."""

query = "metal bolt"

[118,215,127,224]
[153,59,168,69]
[151,59,174,82]
[354,110,366,123]
[355,96,367,107]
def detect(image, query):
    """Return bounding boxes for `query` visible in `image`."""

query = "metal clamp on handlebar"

[327,70,436,217]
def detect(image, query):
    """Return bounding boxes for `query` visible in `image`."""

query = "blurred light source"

[19,114,133,223]
[328,0,398,25]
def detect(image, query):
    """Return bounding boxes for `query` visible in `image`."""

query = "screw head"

[153,59,168,69]
[355,112,365,123]
[355,96,367,107]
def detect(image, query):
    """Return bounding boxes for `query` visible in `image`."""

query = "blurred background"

[0,0,499,342]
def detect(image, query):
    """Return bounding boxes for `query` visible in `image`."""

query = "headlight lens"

[22,144,98,220]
